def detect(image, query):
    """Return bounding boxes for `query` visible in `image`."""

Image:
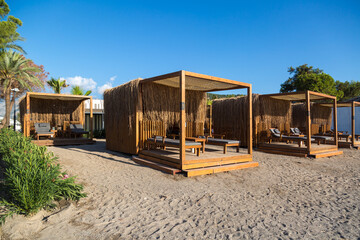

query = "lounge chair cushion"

[69,124,88,134]
[34,123,51,134]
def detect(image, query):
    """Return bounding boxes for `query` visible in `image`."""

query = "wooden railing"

[139,121,166,149]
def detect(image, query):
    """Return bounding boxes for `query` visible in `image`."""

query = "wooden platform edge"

[256,148,308,157]
[132,156,182,175]
[309,150,343,159]
[184,161,259,177]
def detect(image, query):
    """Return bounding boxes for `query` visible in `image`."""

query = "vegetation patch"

[0,128,86,223]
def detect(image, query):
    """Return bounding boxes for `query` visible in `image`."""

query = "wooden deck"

[32,138,95,146]
[257,142,343,158]
[336,140,360,149]
[132,145,258,177]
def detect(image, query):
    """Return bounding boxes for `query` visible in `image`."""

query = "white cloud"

[65,76,97,90]
[98,83,113,95]
[110,76,117,82]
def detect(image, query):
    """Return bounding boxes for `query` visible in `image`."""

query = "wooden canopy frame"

[23,92,93,140]
[320,101,360,148]
[139,70,253,170]
[261,90,340,157]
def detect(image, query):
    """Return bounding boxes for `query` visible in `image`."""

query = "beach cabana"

[19,92,94,146]
[104,70,258,177]
[259,91,343,158]
[212,94,292,147]
[319,101,360,149]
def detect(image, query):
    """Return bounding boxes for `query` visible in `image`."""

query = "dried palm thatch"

[104,79,207,155]
[292,103,332,134]
[212,94,291,146]
[19,96,84,133]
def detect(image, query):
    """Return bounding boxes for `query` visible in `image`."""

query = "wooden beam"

[209,104,212,137]
[248,86,253,154]
[308,90,337,100]
[89,97,93,140]
[306,91,311,154]
[352,101,355,148]
[26,92,30,137]
[26,92,91,100]
[139,71,182,84]
[184,71,251,88]
[179,71,186,169]
[334,99,338,147]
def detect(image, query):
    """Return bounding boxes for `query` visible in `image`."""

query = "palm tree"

[71,85,91,96]
[0,35,26,55]
[47,77,69,94]
[0,50,43,127]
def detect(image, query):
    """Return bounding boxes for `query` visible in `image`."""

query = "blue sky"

[9,0,360,99]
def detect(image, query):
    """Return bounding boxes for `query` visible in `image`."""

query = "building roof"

[140,70,251,92]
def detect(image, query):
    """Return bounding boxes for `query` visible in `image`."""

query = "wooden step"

[132,156,182,175]
[138,153,181,169]
[309,148,338,154]
[184,161,259,177]
[182,157,252,170]
[309,150,343,159]
[256,148,307,157]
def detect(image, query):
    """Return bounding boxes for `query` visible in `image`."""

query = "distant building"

[84,99,104,131]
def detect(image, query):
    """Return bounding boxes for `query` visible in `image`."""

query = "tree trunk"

[4,89,12,128]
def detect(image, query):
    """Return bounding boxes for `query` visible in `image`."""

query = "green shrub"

[0,128,86,219]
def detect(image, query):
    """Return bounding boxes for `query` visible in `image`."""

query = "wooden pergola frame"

[23,92,93,140]
[139,70,252,169]
[320,101,360,148]
[262,90,338,155]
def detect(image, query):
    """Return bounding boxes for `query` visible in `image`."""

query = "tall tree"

[0,50,43,127]
[0,0,25,54]
[71,85,91,96]
[47,77,69,94]
[280,64,344,99]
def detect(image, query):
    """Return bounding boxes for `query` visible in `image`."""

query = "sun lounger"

[291,127,332,144]
[322,130,352,142]
[269,128,314,147]
[69,124,89,138]
[146,136,202,156]
[34,122,54,140]
[199,135,240,154]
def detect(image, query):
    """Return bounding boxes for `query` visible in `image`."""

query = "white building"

[84,99,104,131]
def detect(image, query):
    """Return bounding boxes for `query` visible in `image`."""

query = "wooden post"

[135,111,139,154]
[209,104,212,137]
[90,97,93,140]
[334,99,338,147]
[180,71,186,169]
[306,91,311,154]
[247,86,253,154]
[352,101,355,148]
[26,93,30,137]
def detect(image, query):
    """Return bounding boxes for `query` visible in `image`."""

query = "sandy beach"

[1,140,360,239]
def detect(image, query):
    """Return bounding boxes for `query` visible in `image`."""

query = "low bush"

[0,128,86,221]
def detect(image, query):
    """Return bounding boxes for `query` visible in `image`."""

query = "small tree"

[47,77,68,94]
[71,85,91,96]
[280,64,343,99]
